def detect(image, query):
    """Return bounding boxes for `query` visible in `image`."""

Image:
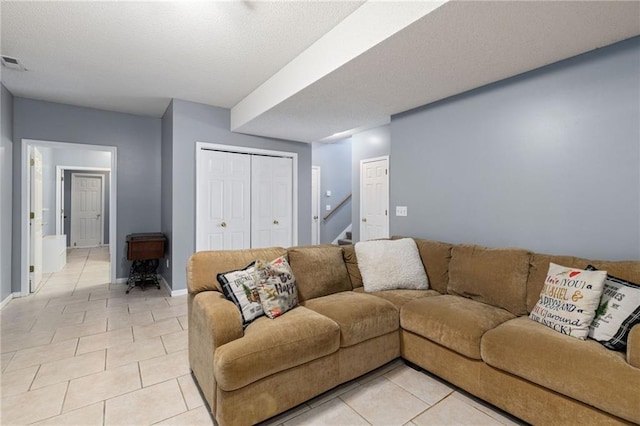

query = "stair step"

[337,239,352,246]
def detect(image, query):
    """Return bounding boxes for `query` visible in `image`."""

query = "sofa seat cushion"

[401,295,515,359]
[482,316,640,423]
[302,291,399,347]
[353,286,440,309]
[214,306,340,391]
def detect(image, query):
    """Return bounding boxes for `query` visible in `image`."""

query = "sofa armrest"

[190,291,243,351]
[188,291,243,414]
[628,324,640,368]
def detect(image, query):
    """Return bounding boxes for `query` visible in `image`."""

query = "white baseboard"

[332,223,353,245]
[0,292,20,309]
[159,275,188,297]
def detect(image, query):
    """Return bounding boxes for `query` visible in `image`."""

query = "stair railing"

[323,193,352,221]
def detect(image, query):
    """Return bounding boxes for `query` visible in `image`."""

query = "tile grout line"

[60,379,71,416]
[27,363,42,392]
[174,377,191,416]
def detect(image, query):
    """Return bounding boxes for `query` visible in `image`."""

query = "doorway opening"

[20,139,117,296]
[311,166,321,245]
[359,156,389,241]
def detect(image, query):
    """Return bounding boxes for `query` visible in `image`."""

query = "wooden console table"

[126,233,166,294]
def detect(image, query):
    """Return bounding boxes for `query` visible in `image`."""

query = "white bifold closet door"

[196,149,293,251]
[197,150,251,251]
[251,155,293,249]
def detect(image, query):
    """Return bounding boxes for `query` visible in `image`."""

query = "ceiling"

[2,1,639,143]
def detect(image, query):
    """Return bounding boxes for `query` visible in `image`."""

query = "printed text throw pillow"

[529,263,606,339]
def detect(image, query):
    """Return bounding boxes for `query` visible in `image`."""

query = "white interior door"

[311,166,320,245]
[71,174,103,248]
[251,156,293,248]
[360,157,389,241]
[196,150,251,251]
[30,147,43,292]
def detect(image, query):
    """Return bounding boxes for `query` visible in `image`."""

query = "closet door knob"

[273,220,279,225]
[362,218,367,223]
[220,222,227,228]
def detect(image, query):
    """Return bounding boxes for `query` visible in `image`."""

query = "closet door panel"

[251,156,293,249]
[197,150,251,251]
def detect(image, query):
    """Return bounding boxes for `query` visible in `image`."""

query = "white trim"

[70,173,105,248]
[359,155,390,241]
[159,275,188,297]
[195,142,299,248]
[332,223,352,245]
[311,166,321,245]
[56,166,110,236]
[0,292,19,309]
[21,139,117,296]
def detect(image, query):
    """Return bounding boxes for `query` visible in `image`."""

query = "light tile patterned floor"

[1,247,524,426]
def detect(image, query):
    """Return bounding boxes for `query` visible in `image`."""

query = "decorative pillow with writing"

[586,265,640,351]
[217,262,263,327]
[529,263,606,339]
[254,256,299,319]
[355,238,429,293]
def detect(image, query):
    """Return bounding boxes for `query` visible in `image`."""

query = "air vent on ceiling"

[1,55,27,71]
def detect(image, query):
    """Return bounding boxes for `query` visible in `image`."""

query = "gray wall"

[1,84,13,302]
[64,170,110,247]
[12,98,162,284]
[164,99,312,291]
[160,101,174,285]
[312,138,352,243]
[390,36,640,261]
[351,125,391,243]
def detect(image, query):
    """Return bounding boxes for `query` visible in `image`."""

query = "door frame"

[70,173,105,248]
[30,147,43,292]
[311,166,321,245]
[56,166,110,237]
[359,155,390,241]
[21,139,117,296]
[195,142,299,249]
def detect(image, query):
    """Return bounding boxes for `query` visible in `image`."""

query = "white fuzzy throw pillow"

[355,238,429,292]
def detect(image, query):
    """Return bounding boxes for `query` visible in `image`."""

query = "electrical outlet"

[396,206,408,217]
[326,190,332,197]
[326,204,331,211]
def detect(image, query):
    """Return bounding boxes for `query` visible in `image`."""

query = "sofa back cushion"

[187,247,287,294]
[572,258,640,283]
[288,245,352,302]
[412,238,453,294]
[448,244,531,316]
[526,254,640,313]
[342,245,362,289]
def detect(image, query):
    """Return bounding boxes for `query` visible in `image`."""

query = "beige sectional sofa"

[186,239,640,426]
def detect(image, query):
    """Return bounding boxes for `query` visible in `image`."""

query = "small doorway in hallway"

[69,172,106,248]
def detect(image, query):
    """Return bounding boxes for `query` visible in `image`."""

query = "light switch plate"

[396,206,408,216]
[326,205,331,211]
[326,190,332,197]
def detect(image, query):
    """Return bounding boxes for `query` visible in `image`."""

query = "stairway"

[337,231,352,246]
